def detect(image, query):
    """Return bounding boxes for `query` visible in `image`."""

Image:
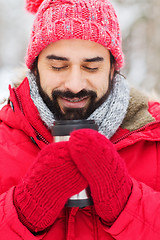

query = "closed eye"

[82,66,98,71]
[52,66,68,71]
[51,65,98,72]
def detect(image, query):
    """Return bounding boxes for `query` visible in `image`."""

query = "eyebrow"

[46,55,104,62]
[46,55,69,61]
[83,57,104,62]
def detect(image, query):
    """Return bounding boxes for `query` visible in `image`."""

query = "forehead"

[38,39,110,61]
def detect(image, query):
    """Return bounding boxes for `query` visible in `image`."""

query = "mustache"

[52,89,97,99]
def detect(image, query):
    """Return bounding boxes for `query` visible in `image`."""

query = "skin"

[36,39,114,118]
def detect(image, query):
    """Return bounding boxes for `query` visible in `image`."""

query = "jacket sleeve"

[103,178,160,239]
[0,187,47,240]
[0,137,46,239]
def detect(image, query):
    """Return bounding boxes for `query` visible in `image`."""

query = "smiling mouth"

[58,96,89,109]
[63,96,88,103]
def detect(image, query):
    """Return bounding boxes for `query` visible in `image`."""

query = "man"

[0,0,160,239]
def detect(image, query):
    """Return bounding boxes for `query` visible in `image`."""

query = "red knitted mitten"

[14,141,87,233]
[68,129,133,225]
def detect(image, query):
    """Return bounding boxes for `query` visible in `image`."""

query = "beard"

[35,70,113,120]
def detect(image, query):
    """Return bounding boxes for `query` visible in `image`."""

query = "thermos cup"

[52,120,98,208]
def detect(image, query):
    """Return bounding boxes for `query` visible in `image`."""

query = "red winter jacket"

[1,77,160,239]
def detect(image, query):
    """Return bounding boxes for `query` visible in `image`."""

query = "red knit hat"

[25,0,124,70]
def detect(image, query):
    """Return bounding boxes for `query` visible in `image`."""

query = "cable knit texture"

[14,141,87,232]
[28,71,130,139]
[68,129,133,225]
[25,0,124,70]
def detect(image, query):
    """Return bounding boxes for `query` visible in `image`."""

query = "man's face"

[36,39,114,120]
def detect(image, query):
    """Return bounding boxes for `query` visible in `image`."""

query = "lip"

[58,96,89,109]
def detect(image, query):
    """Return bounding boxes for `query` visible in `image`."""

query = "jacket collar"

[1,77,160,150]
[0,77,53,149]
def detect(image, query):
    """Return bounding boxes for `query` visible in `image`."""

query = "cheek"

[39,71,62,97]
[91,77,110,99]
[96,84,109,99]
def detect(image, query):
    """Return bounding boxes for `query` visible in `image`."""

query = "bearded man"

[0,0,160,239]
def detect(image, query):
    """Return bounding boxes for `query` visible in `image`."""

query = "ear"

[31,57,39,76]
[110,64,115,80]
[34,68,38,77]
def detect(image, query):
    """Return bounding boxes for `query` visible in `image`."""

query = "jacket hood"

[111,88,160,149]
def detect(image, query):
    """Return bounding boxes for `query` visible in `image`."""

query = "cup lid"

[52,120,98,136]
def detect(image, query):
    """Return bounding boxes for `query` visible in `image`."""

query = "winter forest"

[0,0,160,106]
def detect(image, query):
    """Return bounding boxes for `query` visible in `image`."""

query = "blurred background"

[0,0,160,105]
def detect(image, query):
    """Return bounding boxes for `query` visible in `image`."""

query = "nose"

[64,66,87,93]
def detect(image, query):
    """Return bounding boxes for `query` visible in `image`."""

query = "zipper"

[34,129,50,145]
[13,88,50,145]
[13,88,24,114]
[113,120,160,144]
